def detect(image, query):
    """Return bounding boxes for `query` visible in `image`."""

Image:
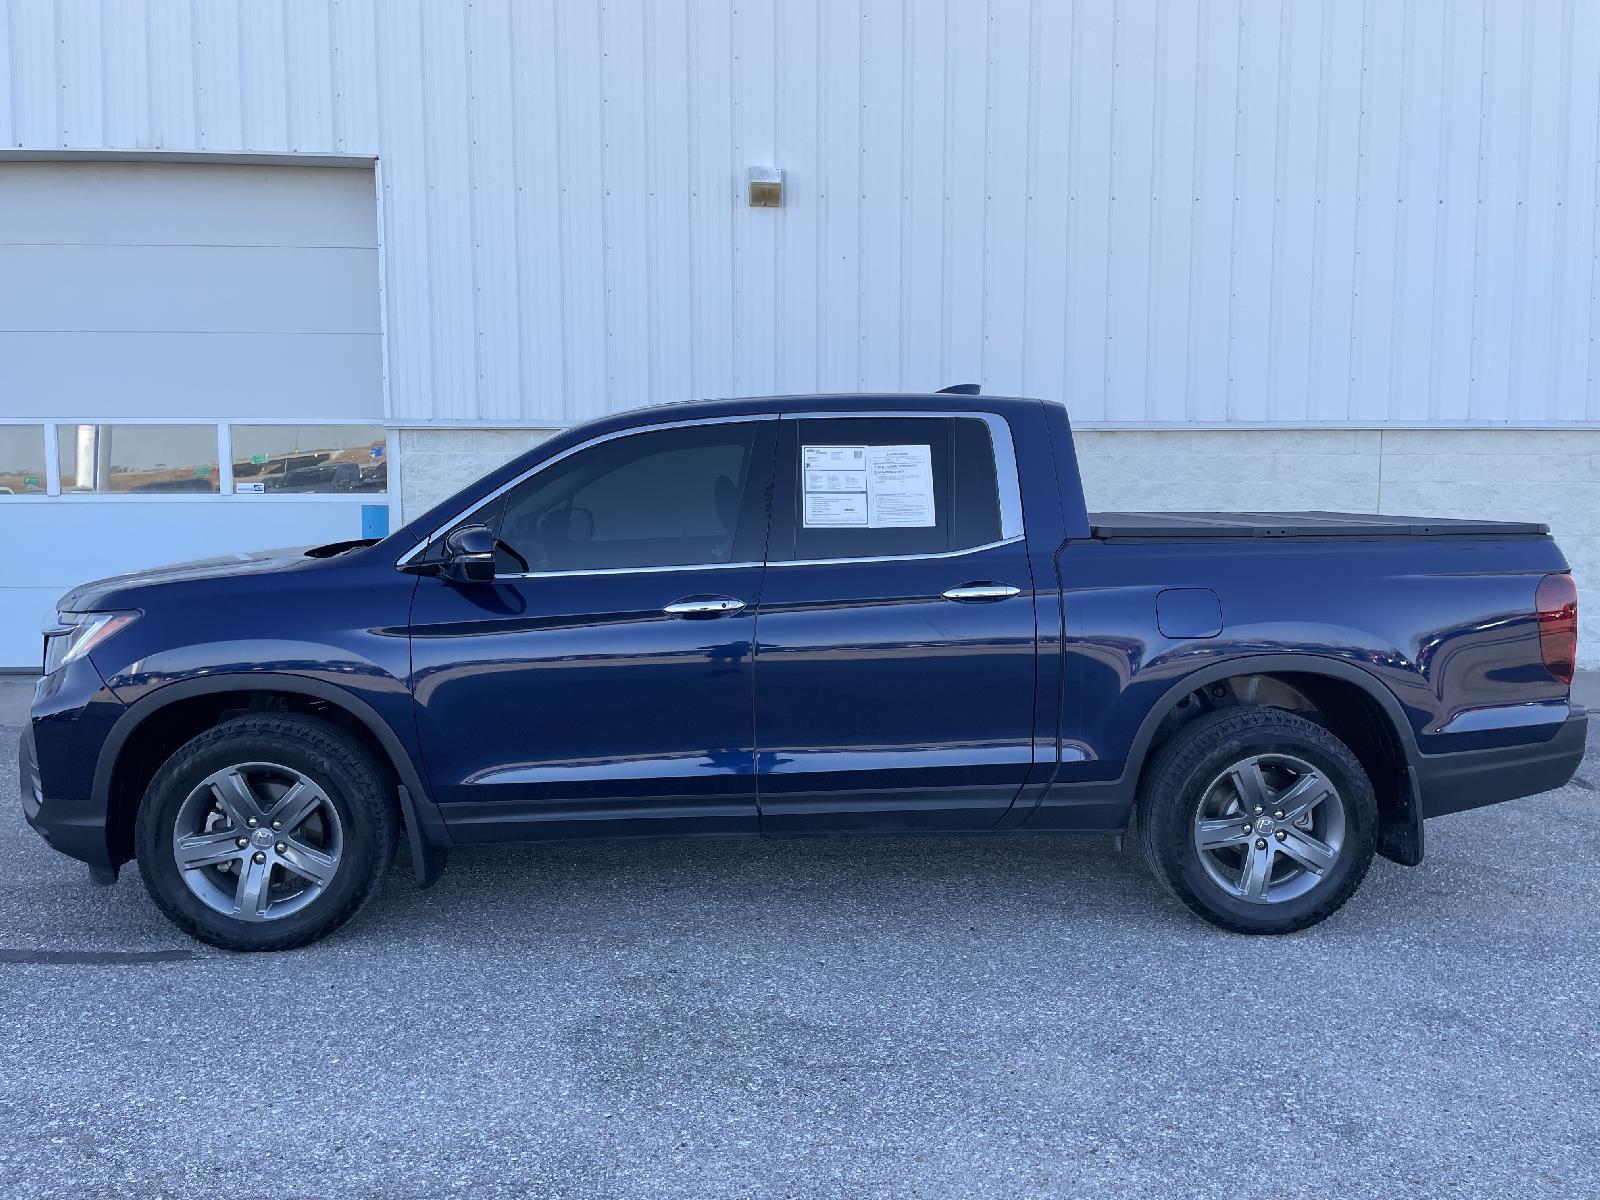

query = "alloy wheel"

[170,762,344,922]
[1191,752,1346,904]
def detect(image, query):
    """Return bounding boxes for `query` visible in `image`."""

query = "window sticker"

[805,467,867,493]
[864,445,936,527]
[801,443,935,529]
[803,492,868,526]
[802,446,868,527]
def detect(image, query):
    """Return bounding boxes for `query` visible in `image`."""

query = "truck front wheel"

[134,713,399,951]
[1136,707,1378,934]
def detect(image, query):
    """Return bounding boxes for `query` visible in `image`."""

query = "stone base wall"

[394,427,556,522]
[393,425,1600,666]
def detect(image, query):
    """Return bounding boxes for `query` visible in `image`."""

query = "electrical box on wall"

[748,167,783,207]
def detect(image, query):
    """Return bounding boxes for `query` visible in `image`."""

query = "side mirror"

[441,524,497,583]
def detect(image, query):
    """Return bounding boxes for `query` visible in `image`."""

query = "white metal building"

[2,0,1599,667]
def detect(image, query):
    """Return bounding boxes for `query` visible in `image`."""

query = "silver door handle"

[941,584,1021,602]
[662,596,747,618]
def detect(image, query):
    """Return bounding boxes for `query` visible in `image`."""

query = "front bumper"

[18,722,116,871]
[19,659,126,873]
[1416,707,1589,819]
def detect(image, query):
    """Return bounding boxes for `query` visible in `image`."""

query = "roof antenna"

[936,383,981,395]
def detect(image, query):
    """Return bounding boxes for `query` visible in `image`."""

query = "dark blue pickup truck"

[20,392,1586,949]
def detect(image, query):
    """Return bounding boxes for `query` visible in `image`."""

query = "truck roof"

[611,392,1042,422]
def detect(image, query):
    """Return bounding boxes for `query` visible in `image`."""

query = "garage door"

[0,160,384,668]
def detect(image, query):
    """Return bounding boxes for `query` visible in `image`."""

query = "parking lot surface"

[2,676,1597,1199]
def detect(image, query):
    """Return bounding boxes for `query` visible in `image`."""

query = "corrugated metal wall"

[3,0,1598,427]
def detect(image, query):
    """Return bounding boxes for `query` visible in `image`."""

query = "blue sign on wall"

[361,504,390,539]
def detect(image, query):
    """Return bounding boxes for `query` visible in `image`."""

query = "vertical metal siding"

[2,0,1598,426]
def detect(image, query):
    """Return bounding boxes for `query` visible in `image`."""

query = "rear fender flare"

[1121,652,1421,786]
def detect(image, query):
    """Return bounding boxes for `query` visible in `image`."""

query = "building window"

[58,424,220,494]
[0,426,47,495]
[231,425,387,494]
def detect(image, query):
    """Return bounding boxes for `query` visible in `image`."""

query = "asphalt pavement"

[1,674,1597,1199]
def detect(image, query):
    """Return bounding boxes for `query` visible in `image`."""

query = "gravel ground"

[1,676,1597,1199]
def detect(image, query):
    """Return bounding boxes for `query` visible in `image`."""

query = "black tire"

[1136,706,1377,934]
[135,714,398,951]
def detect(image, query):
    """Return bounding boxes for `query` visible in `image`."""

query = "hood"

[55,541,374,613]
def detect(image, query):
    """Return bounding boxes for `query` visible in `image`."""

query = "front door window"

[485,422,763,574]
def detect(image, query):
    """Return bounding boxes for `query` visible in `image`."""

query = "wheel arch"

[1128,655,1419,767]
[1123,654,1423,865]
[96,673,450,884]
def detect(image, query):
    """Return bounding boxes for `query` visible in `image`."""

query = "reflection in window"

[0,426,47,495]
[231,425,387,494]
[57,425,220,494]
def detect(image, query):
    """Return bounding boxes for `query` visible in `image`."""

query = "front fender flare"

[94,672,450,887]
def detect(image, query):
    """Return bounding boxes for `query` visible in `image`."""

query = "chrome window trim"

[495,560,765,580]
[490,536,1027,580]
[393,413,777,567]
[772,534,1026,569]
[396,406,1026,574]
[986,415,1024,542]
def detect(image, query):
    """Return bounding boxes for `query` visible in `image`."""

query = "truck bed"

[1088,510,1550,540]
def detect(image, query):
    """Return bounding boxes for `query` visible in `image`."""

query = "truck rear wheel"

[134,713,398,951]
[1136,707,1377,933]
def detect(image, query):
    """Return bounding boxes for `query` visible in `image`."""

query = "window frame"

[770,409,1024,566]
[396,408,1024,575]
[489,421,768,576]
[397,413,781,577]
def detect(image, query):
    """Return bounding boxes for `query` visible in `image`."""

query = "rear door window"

[774,416,1003,561]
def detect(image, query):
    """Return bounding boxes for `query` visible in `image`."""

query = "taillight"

[1536,572,1578,685]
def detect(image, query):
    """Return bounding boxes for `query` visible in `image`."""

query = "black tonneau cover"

[1089,511,1550,540]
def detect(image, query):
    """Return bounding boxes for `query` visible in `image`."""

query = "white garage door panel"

[1,332,383,420]
[1,501,375,585]
[0,163,378,248]
[2,160,384,668]
[0,587,56,669]
[0,245,381,334]
[0,501,377,666]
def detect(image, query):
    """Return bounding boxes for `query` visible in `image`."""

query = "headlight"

[42,611,139,675]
